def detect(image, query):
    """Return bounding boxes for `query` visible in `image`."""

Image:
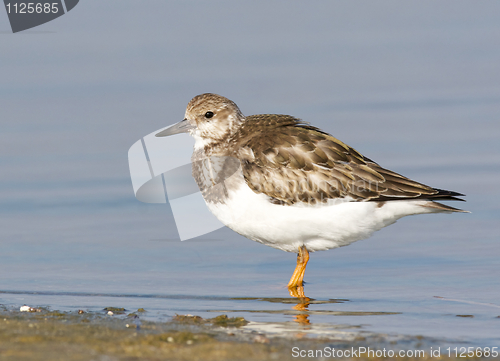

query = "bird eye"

[204,111,214,119]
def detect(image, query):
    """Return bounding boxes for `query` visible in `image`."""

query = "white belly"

[203,173,437,253]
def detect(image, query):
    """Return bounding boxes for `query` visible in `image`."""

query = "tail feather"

[420,200,469,213]
[375,188,466,203]
[429,188,466,202]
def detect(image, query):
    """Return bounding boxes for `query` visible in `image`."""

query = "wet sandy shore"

[0,305,487,361]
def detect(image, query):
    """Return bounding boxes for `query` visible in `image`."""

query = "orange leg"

[287,245,309,289]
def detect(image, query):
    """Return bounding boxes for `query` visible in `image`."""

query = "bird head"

[156,93,244,150]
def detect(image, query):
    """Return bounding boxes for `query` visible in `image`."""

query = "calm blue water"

[1,1,499,348]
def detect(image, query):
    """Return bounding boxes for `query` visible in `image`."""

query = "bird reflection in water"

[288,285,311,326]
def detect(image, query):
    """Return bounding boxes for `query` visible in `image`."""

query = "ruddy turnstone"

[156,93,467,291]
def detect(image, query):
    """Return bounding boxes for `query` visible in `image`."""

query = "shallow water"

[1,1,500,350]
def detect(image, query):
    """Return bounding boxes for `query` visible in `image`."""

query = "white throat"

[192,130,216,151]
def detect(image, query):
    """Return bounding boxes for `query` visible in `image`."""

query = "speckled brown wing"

[235,115,464,206]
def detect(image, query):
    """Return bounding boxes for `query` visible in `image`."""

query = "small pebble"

[167,337,174,343]
[186,340,193,345]
[78,310,85,314]
[254,335,270,344]
[107,311,114,315]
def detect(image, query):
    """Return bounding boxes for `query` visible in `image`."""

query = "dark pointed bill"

[156,119,194,137]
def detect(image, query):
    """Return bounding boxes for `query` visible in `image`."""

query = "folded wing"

[236,115,465,209]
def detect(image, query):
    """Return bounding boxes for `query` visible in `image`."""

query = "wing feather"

[234,115,464,206]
